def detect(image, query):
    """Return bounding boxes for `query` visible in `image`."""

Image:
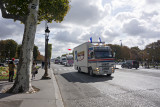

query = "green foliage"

[130,46,141,60]
[121,46,130,60]
[131,46,140,52]
[109,40,160,62]
[0,40,6,62]
[17,44,39,60]
[2,0,31,17]
[6,39,18,59]
[144,40,160,62]
[108,44,122,60]
[1,0,70,23]
[0,39,18,61]
[48,44,52,59]
[17,44,22,58]
[38,0,70,23]
[33,45,38,60]
[61,54,67,57]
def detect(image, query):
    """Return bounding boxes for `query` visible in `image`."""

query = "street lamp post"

[120,40,122,47]
[147,51,150,69]
[42,26,51,79]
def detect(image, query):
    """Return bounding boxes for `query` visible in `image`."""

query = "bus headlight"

[111,67,114,72]
[96,68,99,71]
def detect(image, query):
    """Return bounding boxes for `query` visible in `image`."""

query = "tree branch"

[0,1,25,23]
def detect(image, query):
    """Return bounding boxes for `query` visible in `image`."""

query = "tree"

[36,51,44,61]
[48,44,52,61]
[130,46,141,60]
[17,44,39,60]
[0,0,70,93]
[33,45,38,60]
[16,44,22,58]
[145,40,160,62]
[108,44,123,61]
[0,40,6,62]
[0,39,18,62]
[121,46,130,60]
[5,39,18,60]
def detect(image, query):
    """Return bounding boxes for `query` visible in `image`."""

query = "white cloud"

[123,19,146,36]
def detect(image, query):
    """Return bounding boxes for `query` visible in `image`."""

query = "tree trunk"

[9,0,39,93]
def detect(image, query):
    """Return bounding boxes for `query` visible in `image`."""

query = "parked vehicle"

[14,59,19,65]
[64,55,74,66]
[60,57,67,65]
[0,63,5,67]
[5,60,12,64]
[118,61,125,65]
[121,60,139,69]
[54,59,60,64]
[73,42,115,76]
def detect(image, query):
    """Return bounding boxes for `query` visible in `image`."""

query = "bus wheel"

[107,74,111,76]
[89,68,94,76]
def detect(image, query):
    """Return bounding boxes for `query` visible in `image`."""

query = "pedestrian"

[144,63,147,68]
[41,61,44,69]
[8,58,15,82]
[32,62,37,80]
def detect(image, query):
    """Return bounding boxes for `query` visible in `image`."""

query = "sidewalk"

[0,68,63,107]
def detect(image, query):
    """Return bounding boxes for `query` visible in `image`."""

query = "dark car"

[54,59,60,64]
[0,63,5,67]
[121,60,139,69]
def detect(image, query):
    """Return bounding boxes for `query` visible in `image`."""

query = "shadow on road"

[61,72,113,83]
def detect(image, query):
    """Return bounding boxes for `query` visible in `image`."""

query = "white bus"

[73,42,115,76]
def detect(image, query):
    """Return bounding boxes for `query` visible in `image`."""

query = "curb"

[50,69,64,107]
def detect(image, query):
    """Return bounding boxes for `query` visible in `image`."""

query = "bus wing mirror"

[113,52,116,58]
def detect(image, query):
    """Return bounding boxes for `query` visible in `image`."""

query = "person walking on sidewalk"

[41,61,44,69]
[8,58,15,82]
[32,62,37,79]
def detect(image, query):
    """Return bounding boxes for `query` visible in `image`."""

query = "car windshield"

[62,58,66,60]
[94,51,112,59]
[67,57,73,60]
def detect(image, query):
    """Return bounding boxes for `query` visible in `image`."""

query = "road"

[51,63,160,107]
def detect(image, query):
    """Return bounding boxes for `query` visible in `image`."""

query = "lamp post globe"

[45,26,50,34]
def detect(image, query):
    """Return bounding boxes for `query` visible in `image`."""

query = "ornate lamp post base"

[41,73,51,79]
[41,75,51,79]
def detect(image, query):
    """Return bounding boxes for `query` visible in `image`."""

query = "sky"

[0,0,160,58]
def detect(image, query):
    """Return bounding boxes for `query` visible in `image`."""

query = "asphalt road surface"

[51,63,160,107]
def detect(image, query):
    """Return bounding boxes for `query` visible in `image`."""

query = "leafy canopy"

[1,0,70,23]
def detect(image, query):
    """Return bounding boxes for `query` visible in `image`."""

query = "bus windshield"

[94,51,112,59]
[62,58,66,60]
[67,57,73,60]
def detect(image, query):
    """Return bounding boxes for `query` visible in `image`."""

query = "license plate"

[102,67,109,70]
[104,70,108,73]
[102,63,109,66]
